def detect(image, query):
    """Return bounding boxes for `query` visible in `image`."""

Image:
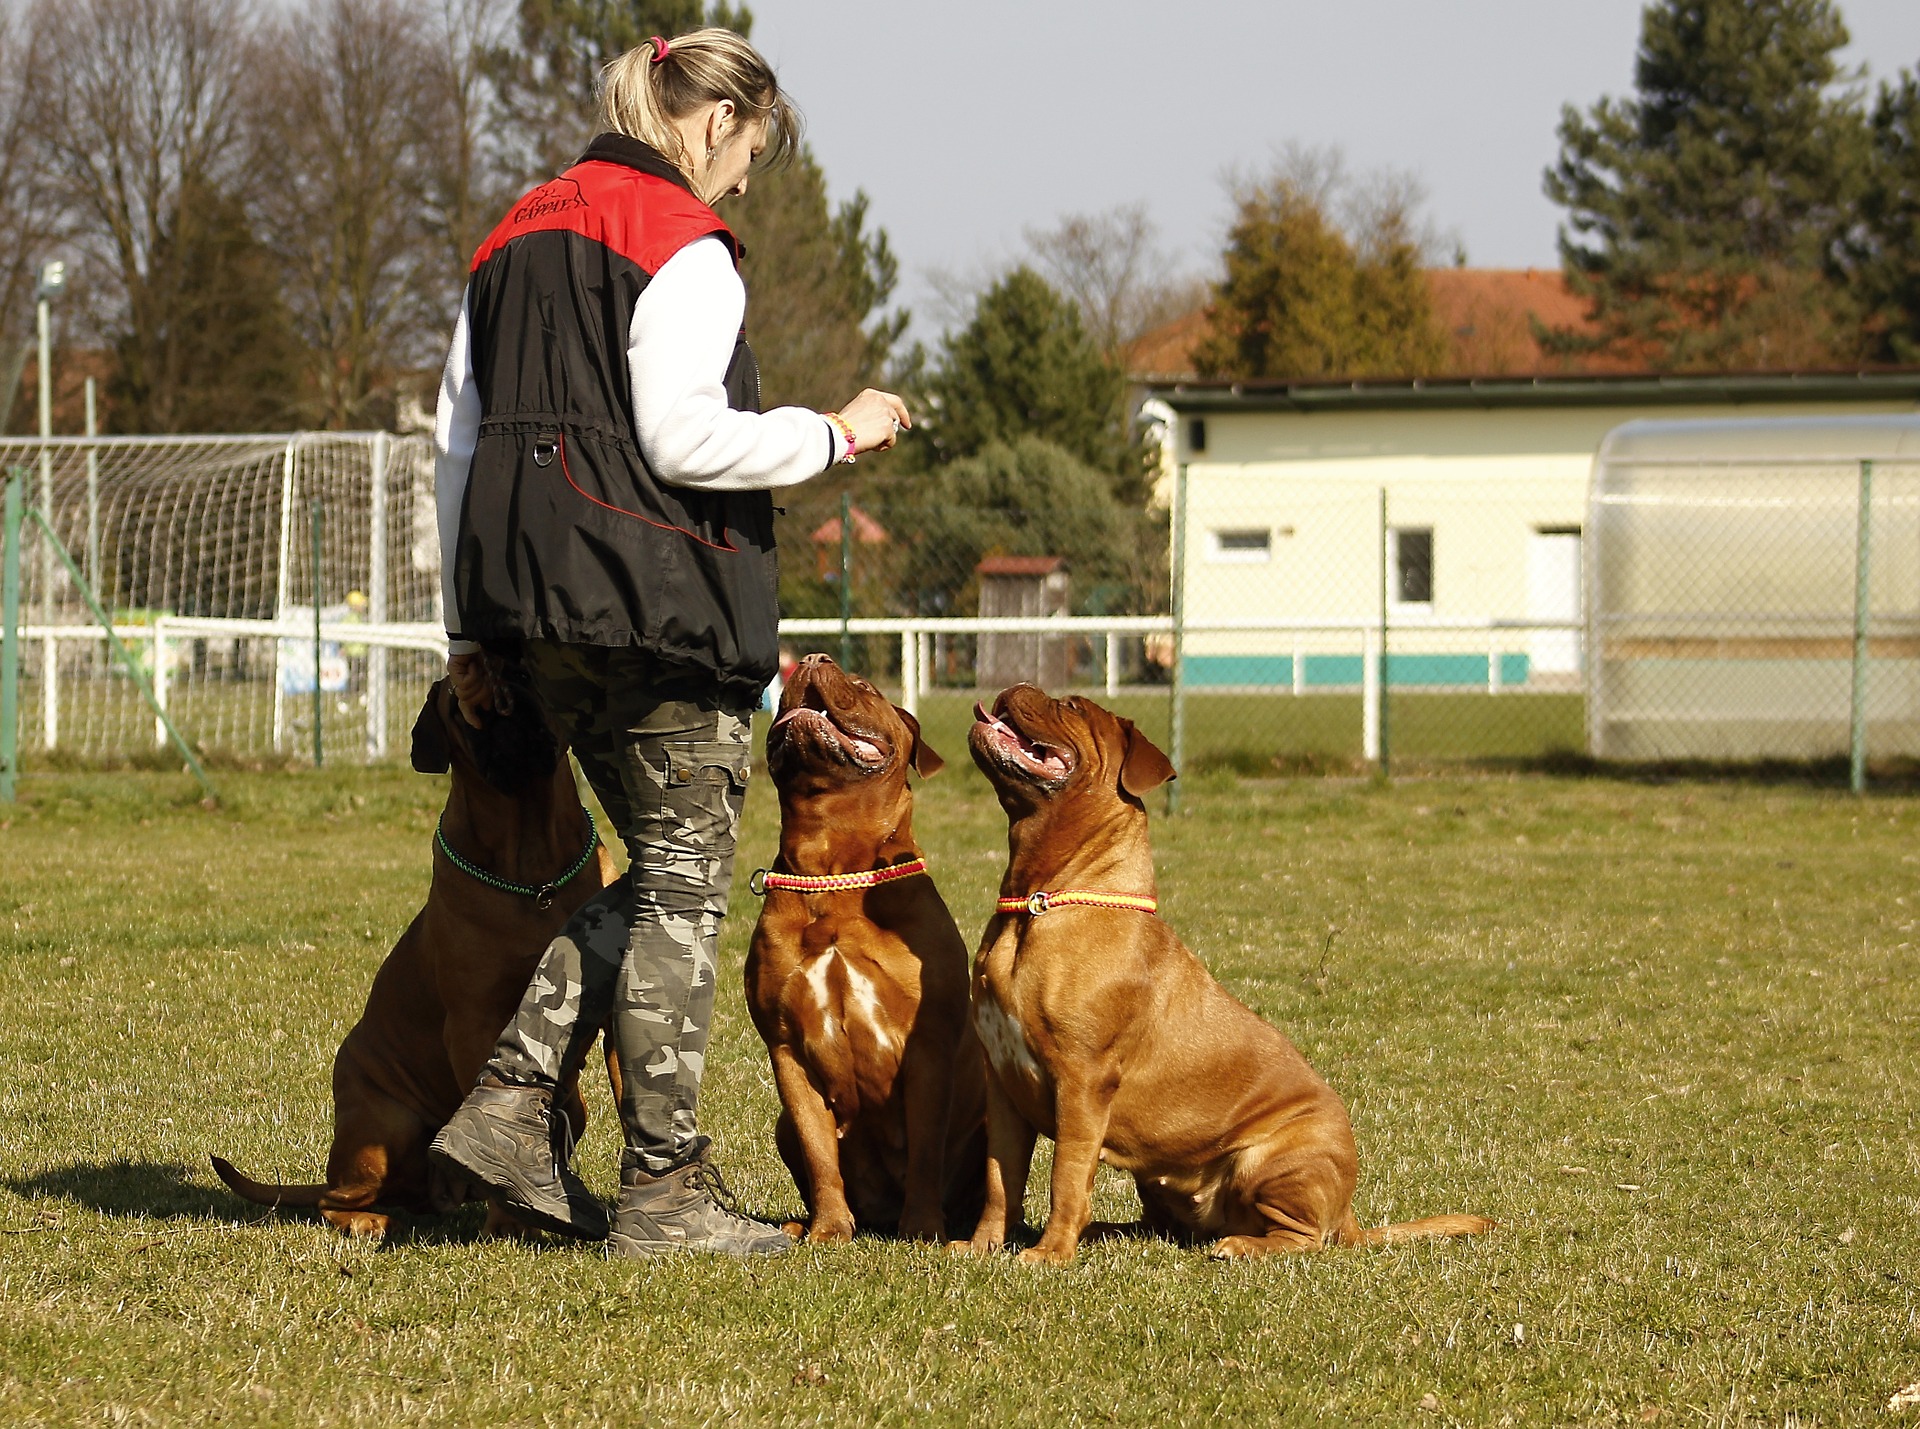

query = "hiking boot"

[607,1152,793,1258]
[429,1075,608,1241]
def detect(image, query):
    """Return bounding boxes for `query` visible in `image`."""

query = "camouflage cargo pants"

[487,641,752,1173]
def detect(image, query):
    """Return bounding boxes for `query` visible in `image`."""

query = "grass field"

[1,754,1917,1425]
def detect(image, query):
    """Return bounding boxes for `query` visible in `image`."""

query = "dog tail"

[210,1155,329,1209]
[1343,1212,1496,1247]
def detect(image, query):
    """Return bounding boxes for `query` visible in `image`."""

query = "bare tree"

[28,0,258,430]
[1228,143,1456,266]
[0,8,63,429]
[412,0,518,322]
[248,0,439,427]
[1025,204,1207,361]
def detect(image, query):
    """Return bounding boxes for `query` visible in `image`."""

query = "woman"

[428,29,909,1257]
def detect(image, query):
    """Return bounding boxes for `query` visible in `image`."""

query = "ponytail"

[599,28,800,175]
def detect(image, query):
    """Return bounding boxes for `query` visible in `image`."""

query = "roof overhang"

[1144,370,1920,415]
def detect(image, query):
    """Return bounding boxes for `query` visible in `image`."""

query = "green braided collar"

[435,809,599,910]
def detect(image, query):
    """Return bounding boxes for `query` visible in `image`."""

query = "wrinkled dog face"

[409,661,559,795]
[969,684,1174,807]
[766,654,941,787]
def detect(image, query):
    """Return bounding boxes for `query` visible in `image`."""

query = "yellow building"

[1142,373,1920,694]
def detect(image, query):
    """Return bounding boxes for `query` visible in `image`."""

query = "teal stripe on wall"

[1183,653,1533,688]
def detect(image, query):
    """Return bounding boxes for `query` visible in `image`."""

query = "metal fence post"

[1849,458,1873,796]
[1167,462,1188,814]
[1,468,22,802]
[84,378,99,596]
[366,431,389,759]
[311,495,324,769]
[1366,487,1388,771]
[838,488,853,669]
[151,616,168,747]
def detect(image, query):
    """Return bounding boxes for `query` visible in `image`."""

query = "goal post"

[0,432,442,768]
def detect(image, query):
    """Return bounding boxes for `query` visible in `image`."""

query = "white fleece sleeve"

[629,236,847,488]
[433,293,482,654]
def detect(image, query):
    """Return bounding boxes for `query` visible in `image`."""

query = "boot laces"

[689,1158,745,1216]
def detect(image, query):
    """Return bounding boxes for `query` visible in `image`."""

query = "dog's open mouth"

[974,700,1073,782]
[770,700,889,769]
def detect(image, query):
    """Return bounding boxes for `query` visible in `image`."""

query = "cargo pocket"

[656,738,751,903]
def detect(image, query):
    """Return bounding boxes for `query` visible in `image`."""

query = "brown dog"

[963,685,1494,1264]
[744,654,986,1242]
[212,662,618,1237]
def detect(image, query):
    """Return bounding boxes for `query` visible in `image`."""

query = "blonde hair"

[599,29,800,176]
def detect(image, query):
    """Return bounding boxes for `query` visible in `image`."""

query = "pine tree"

[920,267,1130,479]
[726,163,904,410]
[109,183,305,433]
[485,0,748,179]
[1544,0,1869,369]
[1852,66,1920,361]
[1193,179,1446,381]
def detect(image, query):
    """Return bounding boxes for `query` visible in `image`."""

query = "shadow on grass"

[8,1159,240,1220]
[4,1158,501,1246]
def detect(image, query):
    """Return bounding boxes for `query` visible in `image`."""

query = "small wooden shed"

[976,554,1071,690]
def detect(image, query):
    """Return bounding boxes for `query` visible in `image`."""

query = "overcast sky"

[743,0,1920,336]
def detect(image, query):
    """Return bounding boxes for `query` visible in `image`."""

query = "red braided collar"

[996,889,1159,917]
[750,857,929,897]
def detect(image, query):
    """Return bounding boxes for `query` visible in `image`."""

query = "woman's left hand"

[835,389,912,455]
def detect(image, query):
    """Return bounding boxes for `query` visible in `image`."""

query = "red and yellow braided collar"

[750,857,929,897]
[996,888,1159,917]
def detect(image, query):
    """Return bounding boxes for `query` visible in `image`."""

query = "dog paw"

[806,1215,855,1245]
[1017,1245,1074,1267]
[1208,1235,1267,1260]
[951,1235,999,1257]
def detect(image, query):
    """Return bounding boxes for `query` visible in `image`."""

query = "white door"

[1527,529,1582,676]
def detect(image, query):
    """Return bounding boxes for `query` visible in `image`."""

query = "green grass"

[1,757,1917,1425]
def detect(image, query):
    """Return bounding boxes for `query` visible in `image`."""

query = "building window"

[1187,418,1207,454]
[1391,527,1433,605]
[1209,528,1271,563]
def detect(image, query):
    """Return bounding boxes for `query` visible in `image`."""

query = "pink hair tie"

[648,35,669,63]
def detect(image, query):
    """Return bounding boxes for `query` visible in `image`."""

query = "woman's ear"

[894,706,945,778]
[1117,719,1175,798]
[411,683,452,774]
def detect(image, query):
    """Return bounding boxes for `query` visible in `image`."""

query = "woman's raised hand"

[836,388,912,455]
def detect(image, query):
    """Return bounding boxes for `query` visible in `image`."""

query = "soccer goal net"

[0,432,444,765]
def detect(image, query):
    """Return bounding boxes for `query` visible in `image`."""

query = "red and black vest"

[452,133,778,699]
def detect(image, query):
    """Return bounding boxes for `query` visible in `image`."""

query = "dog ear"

[894,706,945,778]
[410,683,452,774]
[1117,718,1175,798]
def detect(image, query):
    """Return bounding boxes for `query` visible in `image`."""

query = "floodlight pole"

[1849,459,1873,796]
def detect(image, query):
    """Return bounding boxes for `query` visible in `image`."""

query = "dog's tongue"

[771,706,806,730]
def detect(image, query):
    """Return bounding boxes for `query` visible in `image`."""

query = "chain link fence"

[4,421,1917,788]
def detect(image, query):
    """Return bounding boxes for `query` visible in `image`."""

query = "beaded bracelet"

[825,411,858,463]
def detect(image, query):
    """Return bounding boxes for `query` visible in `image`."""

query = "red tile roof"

[1125,268,1627,382]
[809,504,888,545]
[976,555,1067,576]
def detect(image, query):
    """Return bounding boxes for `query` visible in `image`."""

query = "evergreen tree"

[486,0,749,179]
[919,267,1130,481]
[727,162,904,410]
[1193,178,1446,381]
[895,436,1154,616]
[1852,66,1920,361]
[109,183,305,433]
[1544,0,1869,369]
